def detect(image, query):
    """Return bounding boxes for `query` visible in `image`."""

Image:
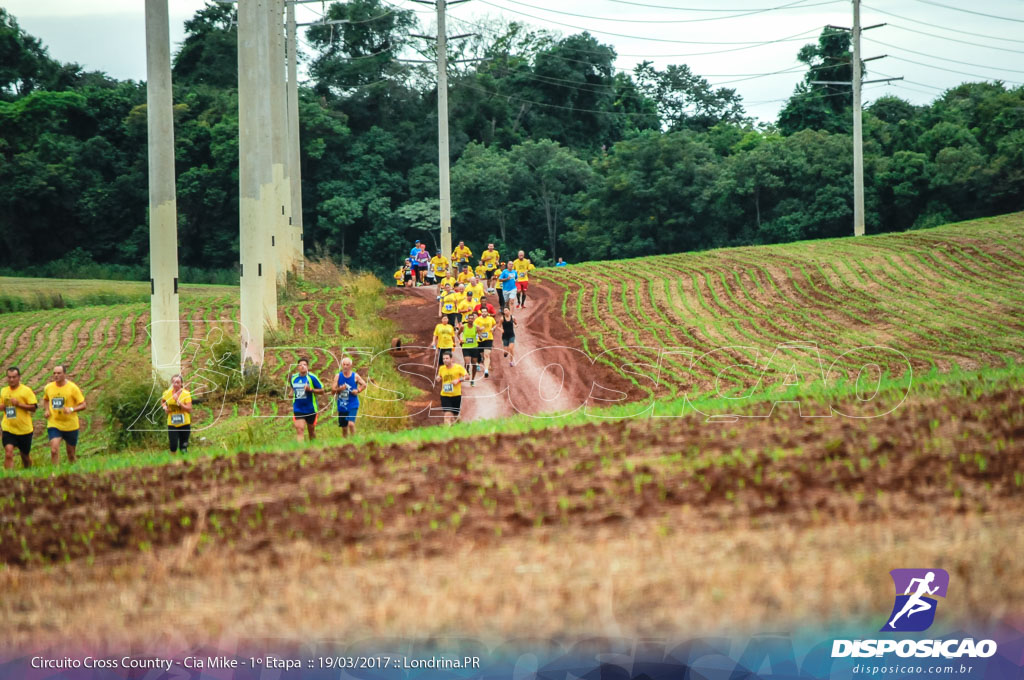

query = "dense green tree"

[777,28,855,135]
[172,2,238,89]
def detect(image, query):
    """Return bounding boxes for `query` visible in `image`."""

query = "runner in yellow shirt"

[431,315,458,367]
[437,353,468,426]
[2,366,38,470]
[512,250,536,309]
[160,374,193,454]
[438,284,460,327]
[480,243,501,289]
[431,252,450,281]
[457,265,474,285]
[474,260,488,280]
[456,290,475,329]
[439,273,456,289]
[452,241,473,270]
[467,277,486,302]
[42,364,86,465]
[474,308,498,378]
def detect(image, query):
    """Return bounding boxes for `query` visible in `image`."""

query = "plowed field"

[545,214,1024,402]
[1,373,1021,642]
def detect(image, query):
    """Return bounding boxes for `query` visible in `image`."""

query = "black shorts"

[440,395,462,414]
[446,312,460,326]
[2,430,32,455]
[462,347,480,361]
[502,335,515,347]
[478,339,493,349]
[294,412,317,425]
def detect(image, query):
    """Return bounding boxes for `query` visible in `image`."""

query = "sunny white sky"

[5,0,1023,123]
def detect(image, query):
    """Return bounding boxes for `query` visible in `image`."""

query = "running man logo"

[881,568,949,632]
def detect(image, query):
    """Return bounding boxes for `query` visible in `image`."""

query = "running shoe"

[484,371,489,378]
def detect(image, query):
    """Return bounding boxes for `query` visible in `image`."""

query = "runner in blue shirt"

[290,358,324,443]
[498,261,518,311]
[333,357,367,438]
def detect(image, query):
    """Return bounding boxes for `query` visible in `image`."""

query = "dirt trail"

[399,281,610,422]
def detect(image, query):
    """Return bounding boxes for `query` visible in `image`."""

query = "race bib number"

[51,397,65,409]
[171,414,185,425]
[442,383,454,394]
[479,331,490,340]
[444,303,454,312]
[293,385,306,399]
[486,263,495,270]
[4,406,15,419]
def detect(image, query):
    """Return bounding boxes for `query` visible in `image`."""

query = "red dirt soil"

[383,281,633,423]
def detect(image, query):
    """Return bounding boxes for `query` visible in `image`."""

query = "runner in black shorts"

[437,352,468,426]
[501,306,519,367]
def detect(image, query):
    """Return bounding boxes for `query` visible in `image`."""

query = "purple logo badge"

[881,568,949,632]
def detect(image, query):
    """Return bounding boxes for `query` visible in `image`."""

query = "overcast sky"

[5,0,1023,123]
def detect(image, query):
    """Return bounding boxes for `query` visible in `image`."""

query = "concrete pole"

[258,0,279,329]
[144,0,181,381]
[238,0,275,365]
[286,0,305,276]
[852,0,865,237]
[436,0,452,259]
[269,0,292,281]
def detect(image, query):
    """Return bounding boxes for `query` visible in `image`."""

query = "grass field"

[0,215,1022,644]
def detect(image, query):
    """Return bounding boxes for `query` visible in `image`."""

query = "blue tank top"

[335,372,360,411]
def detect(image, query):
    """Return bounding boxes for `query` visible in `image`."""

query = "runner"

[431,250,450,283]
[452,240,473,271]
[333,357,367,438]
[474,259,487,281]
[393,262,407,287]
[42,364,86,465]
[425,258,437,287]
[289,358,324,443]
[436,352,468,426]
[415,243,431,286]
[457,289,475,331]
[457,264,474,286]
[402,258,414,286]
[512,250,536,308]
[409,240,422,283]
[481,243,500,288]
[2,366,37,470]
[555,257,568,267]
[431,314,458,368]
[498,261,517,311]
[467,276,486,303]
[160,374,193,454]
[439,270,456,290]
[474,307,497,378]
[460,311,481,386]
[500,306,519,366]
[438,283,460,327]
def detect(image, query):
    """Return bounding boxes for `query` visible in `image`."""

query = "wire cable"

[863,37,1024,75]
[482,0,842,24]
[907,0,1024,23]
[884,55,1022,85]
[601,0,840,11]
[860,3,1024,43]
[474,0,823,46]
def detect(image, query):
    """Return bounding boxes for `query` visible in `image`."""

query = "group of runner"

[394,240,544,425]
[2,365,87,469]
[285,355,367,444]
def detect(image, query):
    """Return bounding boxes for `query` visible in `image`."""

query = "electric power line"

[863,37,1024,75]
[479,0,842,24]
[885,55,1022,85]
[907,0,1024,23]
[474,0,825,47]
[859,3,1024,43]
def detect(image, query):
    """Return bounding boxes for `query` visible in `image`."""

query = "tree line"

[1,1,1022,280]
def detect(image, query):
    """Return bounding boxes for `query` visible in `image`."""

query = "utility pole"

[813,4,900,238]
[144,0,181,381]
[852,0,864,237]
[238,0,276,366]
[436,0,452,259]
[269,0,292,281]
[286,0,304,276]
[412,0,471,259]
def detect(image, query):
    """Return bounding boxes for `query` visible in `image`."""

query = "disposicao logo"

[831,568,998,659]
[881,568,949,632]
